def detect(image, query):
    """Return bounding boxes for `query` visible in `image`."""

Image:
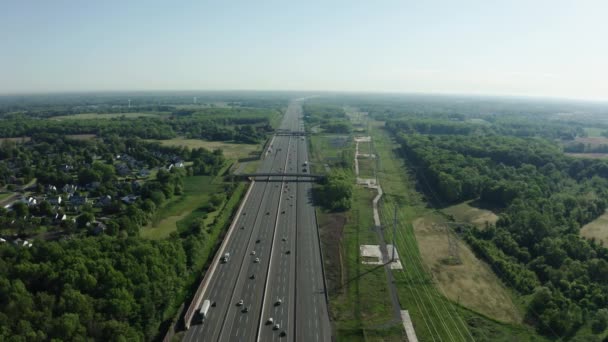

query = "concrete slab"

[359,244,383,265]
[386,244,403,270]
[401,310,418,342]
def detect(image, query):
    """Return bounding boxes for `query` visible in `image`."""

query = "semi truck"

[199,299,211,323]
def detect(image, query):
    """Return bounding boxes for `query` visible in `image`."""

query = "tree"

[592,309,608,334]
[76,212,94,229]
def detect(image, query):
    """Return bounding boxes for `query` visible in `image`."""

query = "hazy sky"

[1,0,607,100]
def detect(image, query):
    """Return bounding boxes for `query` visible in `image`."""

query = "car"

[254,257,260,263]
[266,211,270,215]
[281,210,285,214]
[250,274,256,279]
[237,299,244,306]
[280,331,286,337]
[273,323,280,330]
[282,237,287,242]
[275,298,282,306]
[256,239,261,243]
[240,226,245,230]
[242,306,250,313]
[251,250,256,255]
[285,250,291,255]
[266,317,274,325]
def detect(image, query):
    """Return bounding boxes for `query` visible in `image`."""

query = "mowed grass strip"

[140,175,221,239]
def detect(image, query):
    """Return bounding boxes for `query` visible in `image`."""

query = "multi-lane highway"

[183,100,331,342]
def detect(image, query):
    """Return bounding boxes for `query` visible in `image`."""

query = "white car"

[237,299,244,306]
[251,250,256,255]
[254,257,260,263]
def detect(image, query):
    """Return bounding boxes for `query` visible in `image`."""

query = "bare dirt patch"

[581,210,608,245]
[0,137,30,144]
[66,134,97,140]
[442,201,498,229]
[318,211,347,294]
[413,215,522,324]
[574,136,608,146]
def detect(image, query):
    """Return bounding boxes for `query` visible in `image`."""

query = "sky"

[1,0,607,101]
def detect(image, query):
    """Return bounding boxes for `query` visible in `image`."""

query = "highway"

[183,100,331,342]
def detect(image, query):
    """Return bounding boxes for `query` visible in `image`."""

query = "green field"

[140,175,221,239]
[52,112,169,120]
[148,138,261,161]
[584,127,605,137]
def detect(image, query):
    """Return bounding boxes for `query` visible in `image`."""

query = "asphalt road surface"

[183,100,331,342]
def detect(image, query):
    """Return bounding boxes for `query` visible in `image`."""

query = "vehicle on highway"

[275,298,282,306]
[251,250,256,255]
[273,323,280,330]
[303,161,308,166]
[199,299,211,323]
[221,252,230,263]
[254,257,260,263]
[237,299,244,306]
[242,306,250,313]
[266,317,274,325]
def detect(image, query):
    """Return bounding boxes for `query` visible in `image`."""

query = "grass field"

[442,201,498,229]
[356,157,375,179]
[140,175,222,239]
[565,152,608,159]
[412,214,521,324]
[584,127,605,137]
[52,112,169,120]
[581,210,608,245]
[148,138,261,160]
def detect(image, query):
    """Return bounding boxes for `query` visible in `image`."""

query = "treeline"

[0,114,272,143]
[386,116,584,140]
[392,131,608,336]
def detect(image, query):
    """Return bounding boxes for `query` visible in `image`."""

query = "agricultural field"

[442,201,499,229]
[580,210,608,245]
[148,138,261,160]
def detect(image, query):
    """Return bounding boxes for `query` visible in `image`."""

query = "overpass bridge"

[274,130,311,136]
[237,172,325,182]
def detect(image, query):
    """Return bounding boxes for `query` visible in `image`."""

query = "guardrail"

[183,180,256,330]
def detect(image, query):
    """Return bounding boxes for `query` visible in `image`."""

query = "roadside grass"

[329,187,402,337]
[309,134,353,175]
[442,201,498,229]
[580,209,608,245]
[51,112,169,120]
[310,131,401,340]
[356,157,375,179]
[140,175,221,239]
[148,138,261,161]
